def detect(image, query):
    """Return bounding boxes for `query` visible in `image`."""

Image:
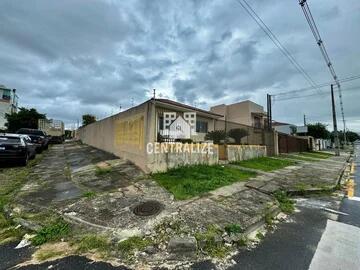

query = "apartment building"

[0,85,18,129]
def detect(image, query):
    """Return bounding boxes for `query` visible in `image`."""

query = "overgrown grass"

[152,164,256,200]
[95,166,112,176]
[273,191,295,214]
[32,219,71,246]
[35,249,65,261]
[82,191,96,198]
[77,234,110,253]
[232,157,296,172]
[0,155,43,242]
[195,225,230,258]
[280,154,318,162]
[224,224,243,235]
[118,236,153,256]
[298,151,333,159]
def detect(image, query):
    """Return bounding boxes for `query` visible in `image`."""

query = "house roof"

[153,98,223,118]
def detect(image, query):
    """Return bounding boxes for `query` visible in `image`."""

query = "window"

[196,120,208,133]
[254,117,261,128]
[2,89,11,101]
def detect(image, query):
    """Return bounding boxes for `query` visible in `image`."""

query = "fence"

[213,119,277,155]
[278,133,309,153]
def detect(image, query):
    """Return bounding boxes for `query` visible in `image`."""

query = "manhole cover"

[133,200,163,216]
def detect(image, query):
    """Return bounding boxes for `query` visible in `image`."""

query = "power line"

[272,73,360,97]
[274,85,360,101]
[299,0,347,143]
[234,0,319,91]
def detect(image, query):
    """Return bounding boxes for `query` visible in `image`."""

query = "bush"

[205,130,227,144]
[227,128,248,144]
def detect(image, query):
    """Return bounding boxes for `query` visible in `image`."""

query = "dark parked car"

[20,134,37,159]
[0,134,31,165]
[16,128,49,152]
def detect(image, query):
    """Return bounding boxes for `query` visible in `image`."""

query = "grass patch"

[95,166,112,176]
[77,234,110,253]
[118,236,153,256]
[224,224,243,235]
[232,157,296,172]
[0,154,43,240]
[274,191,295,214]
[35,249,65,261]
[152,164,256,200]
[32,219,70,246]
[0,226,24,244]
[195,225,230,258]
[298,151,333,159]
[280,154,318,162]
[82,191,96,198]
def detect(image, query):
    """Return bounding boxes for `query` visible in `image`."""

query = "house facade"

[77,98,223,172]
[210,100,267,128]
[0,85,18,130]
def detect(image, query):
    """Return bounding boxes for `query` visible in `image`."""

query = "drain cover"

[133,200,163,216]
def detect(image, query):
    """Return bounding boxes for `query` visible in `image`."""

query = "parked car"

[19,134,37,159]
[16,128,49,152]
[0,134,31,165]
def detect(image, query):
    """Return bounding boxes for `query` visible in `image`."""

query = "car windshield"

[0,136,21,144]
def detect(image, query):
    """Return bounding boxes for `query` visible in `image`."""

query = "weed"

[118,236,152,256]
[232,157,296,172]
[264,212,273,225]
[235,236,248,247]
[195,225,230,259]
[82,191,96,199]
[256,232,265,240]
[95,166,112,176]
[77,234,110,253]
[273,191,295,214]
[32,219,71,246]
[152,164,256,200]
[0,226,24,244]
[224,224,243,235]
[35,249,65,261]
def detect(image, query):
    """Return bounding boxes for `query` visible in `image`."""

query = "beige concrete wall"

[227,145,267,162]
[78,101,152,171]
[147,143,219,172]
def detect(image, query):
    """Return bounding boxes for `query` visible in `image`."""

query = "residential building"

[210,100,267,128]
[0,85,18,130]
[77,98,223,171]
[272,121,308,135]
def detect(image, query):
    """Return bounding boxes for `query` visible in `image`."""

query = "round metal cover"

[133,200,163,216]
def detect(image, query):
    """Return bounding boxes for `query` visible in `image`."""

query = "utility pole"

[331,84,340,156]
[267,94,272,130]
[303,114,307,126]
[153,89,156,99]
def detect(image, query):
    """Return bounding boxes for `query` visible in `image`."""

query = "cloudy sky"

[0,0,359,130]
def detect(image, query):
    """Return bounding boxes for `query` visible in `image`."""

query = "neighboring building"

[272,121,308,135]
[0,85,18,130]
[210,100,267,128]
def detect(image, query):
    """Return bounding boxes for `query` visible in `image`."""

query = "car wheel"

[21,154,29,166]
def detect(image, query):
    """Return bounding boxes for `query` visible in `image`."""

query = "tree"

[306,123,330,139]
[227,128,249,144]
[5,107,46,132]
[82,114,96,126]
[331,130,360,143]
[205,130,227,144]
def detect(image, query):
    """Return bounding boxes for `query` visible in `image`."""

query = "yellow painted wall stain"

[114,115,144,150]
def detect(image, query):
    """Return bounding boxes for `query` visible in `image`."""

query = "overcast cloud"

[0,0,359,130]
